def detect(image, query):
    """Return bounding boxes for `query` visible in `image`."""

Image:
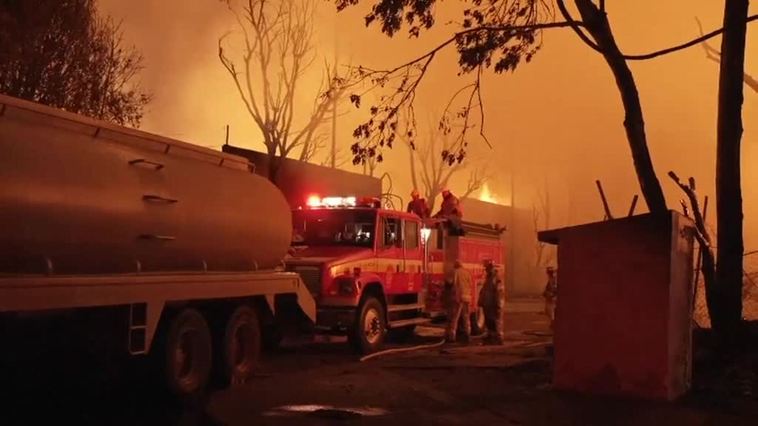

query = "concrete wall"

[460,198,545,296]
[222,144,382,208]
[539,211,694,400]
[460,198,522,294]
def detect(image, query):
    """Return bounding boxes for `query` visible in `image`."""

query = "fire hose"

[359,339,447,362]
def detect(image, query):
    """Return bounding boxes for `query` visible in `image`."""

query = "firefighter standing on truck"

[434,188,464,235]
[406,189,430,218]
[446,260,472,343]
[480,260,505,344]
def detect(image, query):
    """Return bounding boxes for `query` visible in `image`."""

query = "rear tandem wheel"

[159,308,213,400]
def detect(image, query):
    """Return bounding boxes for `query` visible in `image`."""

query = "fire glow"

[478,183,498,204]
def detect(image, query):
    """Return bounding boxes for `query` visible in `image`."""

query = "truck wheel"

[162,308,212,399]
[350,297,386,354]
[470,306,486,336]
[221,305,261,386]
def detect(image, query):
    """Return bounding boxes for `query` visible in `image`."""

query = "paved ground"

[3,299,758,425]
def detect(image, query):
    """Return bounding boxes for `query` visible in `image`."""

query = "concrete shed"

[538,211,695,400]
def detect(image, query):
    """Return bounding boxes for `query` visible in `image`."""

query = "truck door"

[403,219,422,293]
[378,214,403,293]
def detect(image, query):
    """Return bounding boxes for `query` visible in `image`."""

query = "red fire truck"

[288,195,504,353]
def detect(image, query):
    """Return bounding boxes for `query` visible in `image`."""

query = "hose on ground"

[359,339,447,362]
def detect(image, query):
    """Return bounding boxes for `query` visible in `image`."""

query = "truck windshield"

[292,209,376,247]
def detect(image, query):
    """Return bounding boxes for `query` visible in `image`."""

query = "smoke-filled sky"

[99,0,758,249]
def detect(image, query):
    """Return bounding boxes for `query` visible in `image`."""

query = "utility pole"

[330,65,337,168]
[508,136,517,296]
[330,16,339,169]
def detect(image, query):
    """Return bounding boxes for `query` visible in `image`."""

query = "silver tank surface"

[0,94,291,275]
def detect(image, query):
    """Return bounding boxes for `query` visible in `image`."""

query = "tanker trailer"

[0,94,315,399]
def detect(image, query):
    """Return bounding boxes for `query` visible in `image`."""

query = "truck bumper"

[316,307,356,332]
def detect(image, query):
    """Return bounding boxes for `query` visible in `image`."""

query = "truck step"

[388,317,430,329]
[387,303,424,313]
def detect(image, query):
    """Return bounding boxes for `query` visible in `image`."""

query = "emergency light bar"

[305,195,357,208]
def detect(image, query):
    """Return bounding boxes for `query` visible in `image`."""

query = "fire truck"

[288,195,504,353]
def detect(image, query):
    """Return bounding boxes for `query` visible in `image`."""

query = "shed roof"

[537,211,679,245]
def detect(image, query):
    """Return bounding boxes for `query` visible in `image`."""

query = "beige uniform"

[481,270,505,342]
[447,266,473,341]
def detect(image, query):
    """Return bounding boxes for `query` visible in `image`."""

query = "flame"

[479,182,498,204]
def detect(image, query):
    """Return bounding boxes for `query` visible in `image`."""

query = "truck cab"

[287,196,427,353]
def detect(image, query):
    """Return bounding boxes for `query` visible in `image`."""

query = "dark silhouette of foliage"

[338,1,551,168]
[0,0,150,127]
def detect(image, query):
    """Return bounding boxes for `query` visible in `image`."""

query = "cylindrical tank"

[0,95,291,275]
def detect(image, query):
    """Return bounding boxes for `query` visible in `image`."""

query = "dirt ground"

[3,299,758,426]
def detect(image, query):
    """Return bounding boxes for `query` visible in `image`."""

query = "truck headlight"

[335,276,357,295]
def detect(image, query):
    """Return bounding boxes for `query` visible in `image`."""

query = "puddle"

[263,404,389,418]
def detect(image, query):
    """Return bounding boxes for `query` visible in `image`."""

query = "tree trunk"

[266,144,281,184]
[573,0,667,214]
[713,0,748,341]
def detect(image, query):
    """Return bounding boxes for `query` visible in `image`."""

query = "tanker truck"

[0,94,315,399]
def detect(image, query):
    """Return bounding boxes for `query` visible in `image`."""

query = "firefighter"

[480,260,505,344]
[406,189,430,218]
[446,260,472,343]
[433,188,464,235]
[543,266,558,330]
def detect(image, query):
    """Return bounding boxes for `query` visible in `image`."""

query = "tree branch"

[624,14,758,61]
[696,17,758,93]
[556,0,602,53]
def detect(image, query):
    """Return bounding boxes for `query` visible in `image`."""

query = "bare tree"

[461,168,488,201]
[319,145,351,168]
[713,0,749,342]
[669,173,717,323]
[556,0,668,213]
[362,152,380,177]
[218,0,348,182]
[672,0,752,343]
[532,180,554,268]
[404,118,488,212]
[694,10,755,340]
[0,0,150,127]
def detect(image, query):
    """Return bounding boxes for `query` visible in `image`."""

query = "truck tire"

[161,308,213,400]
[350,297,386,354]
[470,306,486,336]
[221,305,261,386]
